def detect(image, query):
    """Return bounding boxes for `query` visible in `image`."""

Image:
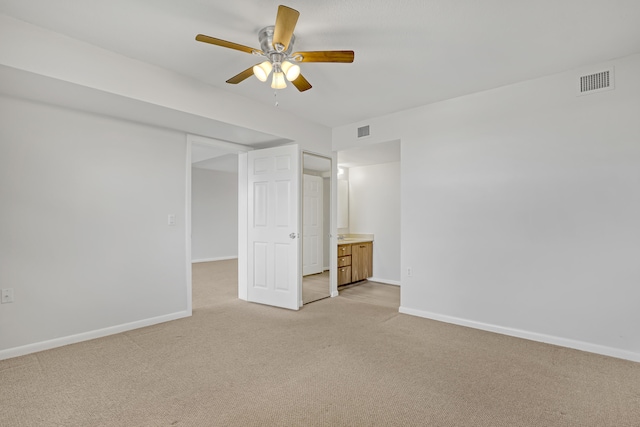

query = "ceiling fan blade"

[292,51,355,63]
[291,74,312,92]
[272,5,299,51]
[196,34,262,55]
[226,66,255,84]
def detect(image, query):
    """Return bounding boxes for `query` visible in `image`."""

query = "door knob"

[289,233,298,239]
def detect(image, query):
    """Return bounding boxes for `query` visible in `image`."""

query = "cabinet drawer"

[338,244,351,256]
[338,255,351,267]
[338,266,352,286]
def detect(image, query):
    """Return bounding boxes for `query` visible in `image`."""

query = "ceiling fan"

[195,5,354,92]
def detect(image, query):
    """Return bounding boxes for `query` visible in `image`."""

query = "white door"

[303,174,323,276]
[247,145,300,310]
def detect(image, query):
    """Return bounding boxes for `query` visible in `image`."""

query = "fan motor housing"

[258,26,295,59]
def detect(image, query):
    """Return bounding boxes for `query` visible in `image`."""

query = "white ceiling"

[193,153,238,173]
[191,143,236,164]
[338,140,400,169]
[303,153,331,173]
[1,0,640,129]
[191,143,239,173]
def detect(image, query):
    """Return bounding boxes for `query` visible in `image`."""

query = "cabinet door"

[351,242,372,282]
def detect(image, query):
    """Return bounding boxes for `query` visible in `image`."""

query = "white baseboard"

[192,256,238,263]
[331,290,339,297]
[398,306,640,363]
[369,277,401,286]
[0,310,191,361]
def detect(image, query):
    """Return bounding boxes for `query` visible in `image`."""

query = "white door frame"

[186,140,338,308]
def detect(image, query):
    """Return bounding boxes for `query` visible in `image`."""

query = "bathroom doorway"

[335,140,401,307]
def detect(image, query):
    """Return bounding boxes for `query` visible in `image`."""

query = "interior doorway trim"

[187,134,254,153]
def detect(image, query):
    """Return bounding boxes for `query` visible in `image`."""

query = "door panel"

[253,242,268,288]
[247,145,300,310]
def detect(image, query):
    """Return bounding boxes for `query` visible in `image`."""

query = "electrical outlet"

[1,288,14,304]
[407,267,412,277]
[168,214,176,226]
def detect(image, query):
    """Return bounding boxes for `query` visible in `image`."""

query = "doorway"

[302,152,332,304]
[229,144,337,310]
[187,134,252,311]
[335,140,401,306]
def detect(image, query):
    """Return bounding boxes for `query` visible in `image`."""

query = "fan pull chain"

[274,91,279,107]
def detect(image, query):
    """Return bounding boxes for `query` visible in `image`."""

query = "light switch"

[168,214,176,226]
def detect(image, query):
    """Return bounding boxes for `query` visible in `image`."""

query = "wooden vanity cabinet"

[337,241,373,285]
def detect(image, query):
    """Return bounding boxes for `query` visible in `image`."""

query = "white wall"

[191,167,238,262]
[333,53,640,361]
[0,96,189,358]
[348,162,401,284]
[323,177,330,269]
[337,168,350,235]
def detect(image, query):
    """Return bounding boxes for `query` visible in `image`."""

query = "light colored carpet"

[303,270,331,304]
[1,259,639,426]
[338,280,400,309]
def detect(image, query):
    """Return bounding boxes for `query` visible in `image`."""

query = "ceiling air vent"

[357,125,370,138]
[578,67,614,96]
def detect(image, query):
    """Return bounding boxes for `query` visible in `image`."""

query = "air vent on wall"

[578,67,614,96]
[357,125,370,138]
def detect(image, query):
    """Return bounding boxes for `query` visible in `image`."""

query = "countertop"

[337,234,374,244]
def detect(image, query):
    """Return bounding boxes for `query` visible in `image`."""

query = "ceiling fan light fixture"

[271,71,287,89]
[196,5,354,93]
[253,61,273,82]
[281,61,301,81]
